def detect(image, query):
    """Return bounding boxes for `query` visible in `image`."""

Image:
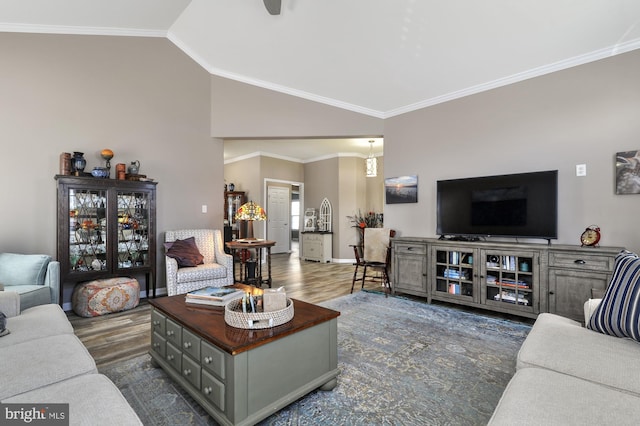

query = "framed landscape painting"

[616,150,640,194]
[385,175,418,204]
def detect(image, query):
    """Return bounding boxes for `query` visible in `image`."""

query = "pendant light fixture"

[366,140,377,177]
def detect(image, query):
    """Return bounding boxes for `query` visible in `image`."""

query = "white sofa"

[0,291,141,425]
[489,298,640,425]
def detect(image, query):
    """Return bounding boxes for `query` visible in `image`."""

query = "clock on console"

[580,225,601,247]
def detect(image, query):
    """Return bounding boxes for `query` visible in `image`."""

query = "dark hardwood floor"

[68,243,385,368]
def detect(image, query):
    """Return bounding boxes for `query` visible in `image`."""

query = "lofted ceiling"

[2,1,640,160]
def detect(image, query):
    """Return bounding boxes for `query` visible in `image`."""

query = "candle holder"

[101,149,114,177]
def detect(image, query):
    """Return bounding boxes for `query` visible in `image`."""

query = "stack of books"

[185,287,244,307]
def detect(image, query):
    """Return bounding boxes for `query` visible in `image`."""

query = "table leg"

[256,247,263,287]
[231,248,236,282]
[266,247,272,288]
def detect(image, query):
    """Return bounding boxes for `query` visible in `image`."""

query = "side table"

[225,240,276,288]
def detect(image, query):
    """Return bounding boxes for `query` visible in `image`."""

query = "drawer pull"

[152,320,160,326]
[167,354,174,361]
[549,291,555,295]
[184,342,192,349]
[153,342,160,348]
[204,356,212,364]
[183,369,191,376]
[204,387,212,395]
[407,247,414,251]
[167,330,174,336]
[574,259,586,265]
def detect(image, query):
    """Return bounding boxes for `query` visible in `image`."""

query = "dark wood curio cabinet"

[55,175,157,303]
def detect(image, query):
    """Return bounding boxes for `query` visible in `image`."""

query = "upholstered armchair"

[164,229,234,296]
[0,253,60,310]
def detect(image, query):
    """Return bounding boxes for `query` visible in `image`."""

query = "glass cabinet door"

[117,190,151,269]
[484,252,534,309]
[434,248,475,299]
[69,188,108,272]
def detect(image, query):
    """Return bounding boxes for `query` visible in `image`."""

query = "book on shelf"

[185,286,244,302]
[494,291,529,305]
[497,279,530,289]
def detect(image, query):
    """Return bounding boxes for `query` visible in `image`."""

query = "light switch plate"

[576,164,587,176]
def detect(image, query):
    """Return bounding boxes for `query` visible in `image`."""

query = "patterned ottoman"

[72,277,140,317]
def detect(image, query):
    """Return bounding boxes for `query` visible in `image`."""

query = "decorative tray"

[224,298,294,329]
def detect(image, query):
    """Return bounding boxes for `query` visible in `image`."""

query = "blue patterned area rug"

[100,291,531,425]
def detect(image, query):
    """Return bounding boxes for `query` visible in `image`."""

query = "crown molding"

[224,151,302,165]
[383,37,640,118]
[224,151,374,165]
[7,26,638,120]
[171,30,640,120]
[0,23,167,37]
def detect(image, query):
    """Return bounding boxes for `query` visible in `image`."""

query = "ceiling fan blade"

[263,0,281,15]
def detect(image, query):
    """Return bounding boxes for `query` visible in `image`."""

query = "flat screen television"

[436,170,558,241]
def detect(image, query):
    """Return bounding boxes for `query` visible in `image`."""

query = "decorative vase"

[72,152,86,176]
[128,160,140,175]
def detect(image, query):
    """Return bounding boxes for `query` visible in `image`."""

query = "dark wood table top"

[149,290,340,356]
[225,239,276,249]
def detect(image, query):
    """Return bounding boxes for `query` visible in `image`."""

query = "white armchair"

[164,229,233,296]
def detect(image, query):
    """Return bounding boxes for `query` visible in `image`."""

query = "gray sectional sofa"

[489,298,640,425]
[0,253,60,310]
[0,291,141,425]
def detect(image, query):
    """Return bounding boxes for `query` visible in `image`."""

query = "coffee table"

[149,291,340,426]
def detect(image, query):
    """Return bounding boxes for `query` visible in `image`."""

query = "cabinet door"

[432,246,475,302]
[548,269,610,322]
[301,234,320,260]
[393,243,427,296]
[67,187,109,274]
[481,250,538,315]
[116,189,152,270]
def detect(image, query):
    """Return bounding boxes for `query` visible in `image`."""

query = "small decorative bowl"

[91,167,109,178]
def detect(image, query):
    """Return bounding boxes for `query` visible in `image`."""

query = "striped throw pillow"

[587,250,640,341]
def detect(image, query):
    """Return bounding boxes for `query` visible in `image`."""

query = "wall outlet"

[201,205,207,213]
[576,164,587,176]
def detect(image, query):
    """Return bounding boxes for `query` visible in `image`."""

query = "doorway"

[264,179,303,256]
[267,185,290,254]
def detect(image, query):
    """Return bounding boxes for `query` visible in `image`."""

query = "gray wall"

[211,75,384,139]
[0,33,223,304]
[214,49,640,254]
[3,31,638,306]
[224,154,385,260]
[384,49,640,253]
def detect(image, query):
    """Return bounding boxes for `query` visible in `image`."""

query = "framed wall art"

[615,150,640,194]
[385,175,418,204]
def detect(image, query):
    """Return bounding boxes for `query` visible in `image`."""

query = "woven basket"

[224,298,294,329]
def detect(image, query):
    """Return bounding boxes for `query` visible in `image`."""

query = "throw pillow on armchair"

[165,237,205,267]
